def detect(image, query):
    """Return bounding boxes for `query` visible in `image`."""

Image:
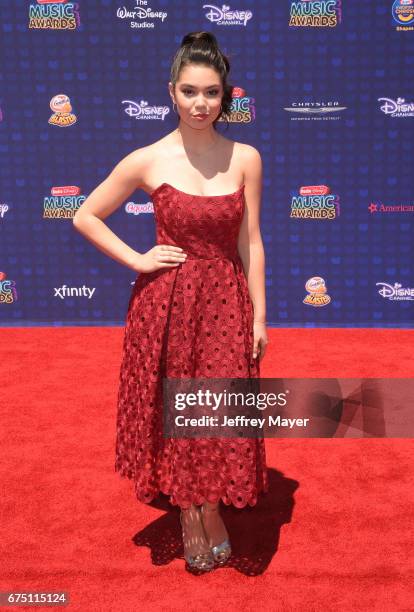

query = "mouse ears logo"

[0,272,17,304]
[29,0,80,30]
[303,276,331,307]
[48,94,77,127]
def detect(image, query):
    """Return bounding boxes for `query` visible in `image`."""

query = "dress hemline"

[115,465,269,510]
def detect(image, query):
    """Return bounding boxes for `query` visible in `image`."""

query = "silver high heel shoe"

[200,505,232,565]
[179,510,215,572]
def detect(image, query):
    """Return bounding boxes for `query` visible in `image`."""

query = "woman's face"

[169,63,223,128]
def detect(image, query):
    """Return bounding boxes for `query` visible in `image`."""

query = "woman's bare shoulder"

[220,137,261,161]
[234,140,262,159]
[128,134,173,164]
[115,136,171,182]
[126,138,165,161]
[236,142,263,178]
[220,138,262,181]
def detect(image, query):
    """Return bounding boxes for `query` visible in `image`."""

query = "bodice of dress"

[150,182,245,260]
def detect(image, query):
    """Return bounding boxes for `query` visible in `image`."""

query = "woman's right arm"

[72,149,147,272]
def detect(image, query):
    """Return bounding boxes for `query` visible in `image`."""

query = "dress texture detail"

[115,182,269,509]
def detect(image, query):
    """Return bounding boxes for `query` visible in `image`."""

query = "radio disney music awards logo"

[376,282,414,301]
[291,185,340,220]
[29,0,80,30]
[43,186,86,219]
[122,99,170,121]
[289,0,342,27]
[48,94,77,127]
[217,87,255,124]
[116,3,168,28]
[203,4,253,26]
[303,277,331,307]
[0,272,18,304]
[284,100,347,121]
[392,0,414,30]
[378,97,414,118]
[368,200,414,214]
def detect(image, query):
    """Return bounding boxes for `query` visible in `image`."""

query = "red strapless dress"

[115,182,268,509]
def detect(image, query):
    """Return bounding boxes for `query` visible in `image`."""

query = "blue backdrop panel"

[0,0,413,327]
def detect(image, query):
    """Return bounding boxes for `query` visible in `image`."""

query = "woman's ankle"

[181,504,199,517]
[202,502,219,513]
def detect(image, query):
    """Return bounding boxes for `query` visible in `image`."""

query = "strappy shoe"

[210,539,232,565]
[179,510,215,572]
[200,505,232,565]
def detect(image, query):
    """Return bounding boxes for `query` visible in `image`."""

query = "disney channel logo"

[376,282,414,301]
[203,3,252,26]
[122,99,170,120]
[378,97,414,117]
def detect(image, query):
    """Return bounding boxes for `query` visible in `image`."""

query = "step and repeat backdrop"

[1,1,413,327]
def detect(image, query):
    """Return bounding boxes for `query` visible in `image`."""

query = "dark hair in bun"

[170,31,233,129]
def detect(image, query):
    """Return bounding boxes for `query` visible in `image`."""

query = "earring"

[172,102,177,113]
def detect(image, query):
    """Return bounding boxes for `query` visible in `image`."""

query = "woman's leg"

[200,500,230,548]
[180,503,212,559]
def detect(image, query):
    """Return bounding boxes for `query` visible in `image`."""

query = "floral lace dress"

[115,182,268,509]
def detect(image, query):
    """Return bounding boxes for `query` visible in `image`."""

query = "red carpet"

[1,328,413,611]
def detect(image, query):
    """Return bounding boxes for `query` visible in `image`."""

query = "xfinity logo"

[54,285,96,299]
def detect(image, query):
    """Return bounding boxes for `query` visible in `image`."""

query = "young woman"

[73,31,269,572]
